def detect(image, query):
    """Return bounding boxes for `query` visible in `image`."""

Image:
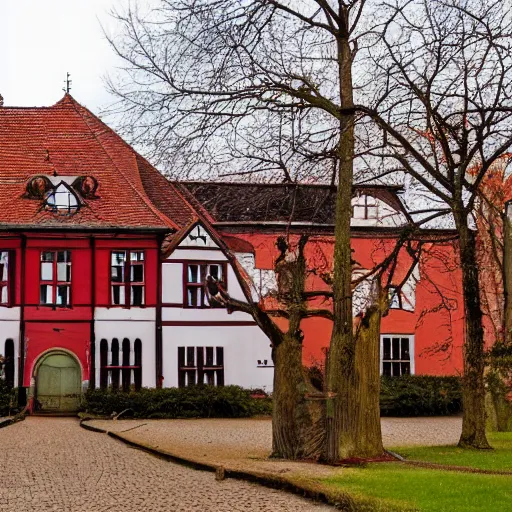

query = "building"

[0,95,464,413]
[179,182,465,376]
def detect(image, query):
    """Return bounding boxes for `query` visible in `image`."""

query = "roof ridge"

[181,181,404,190]
[65,96,178,230]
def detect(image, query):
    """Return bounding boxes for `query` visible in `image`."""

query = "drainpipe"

[18,234,27,408]
[156,235,164,388]
[89,236,96,389]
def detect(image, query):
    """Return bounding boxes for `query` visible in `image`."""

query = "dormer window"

[45,183,79,214]
[352,195,378,220]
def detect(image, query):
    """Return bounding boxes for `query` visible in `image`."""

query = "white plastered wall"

[94,308,156,388]
[162,325,273,390]
[0,308,20,387]
[161,222,274,390]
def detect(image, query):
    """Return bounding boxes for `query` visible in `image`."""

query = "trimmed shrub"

[84,376,461,419]
[380,375,462,417]
[0,379,17,417]
[83,385,272,419]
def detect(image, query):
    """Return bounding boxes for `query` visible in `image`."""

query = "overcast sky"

[0,0,122,112]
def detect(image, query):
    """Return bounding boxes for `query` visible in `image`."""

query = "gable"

[351,194,408,228]
[177,224,220,249]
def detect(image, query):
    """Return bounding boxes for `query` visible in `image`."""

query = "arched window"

[122,338,131,392]
[134,339,142,391]
[99,339,108,389]
[111,339,120,390]
[4,339,15,389]
[45,183,79,214]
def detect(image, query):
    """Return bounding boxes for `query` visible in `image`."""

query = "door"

[36,353,81,412]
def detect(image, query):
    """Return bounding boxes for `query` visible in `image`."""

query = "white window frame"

[380,334,415,376]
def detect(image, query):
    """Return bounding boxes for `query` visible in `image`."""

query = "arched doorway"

[35,352,81,412]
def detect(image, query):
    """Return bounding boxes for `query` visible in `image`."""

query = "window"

[352,195,378,219]
[111,251,145,307]
[185,263,225,308]
[40,250,71,306]
[0,252,10,305]
[45,183,79,214]
[99,338,142,391]
[381,336,413,376]
[178,347,224,387]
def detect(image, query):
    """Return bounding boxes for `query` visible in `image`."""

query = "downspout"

[89,236,96,389]
[156,234,164,388]
[18,234,26,407]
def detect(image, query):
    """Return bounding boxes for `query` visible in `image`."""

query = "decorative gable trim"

[163,220,255,305]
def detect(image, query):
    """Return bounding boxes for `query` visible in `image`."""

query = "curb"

[80,420,356,510]
[0,418,14,429]
[79,418,108,434]
[401,459,512,476]
[0,408,28,429]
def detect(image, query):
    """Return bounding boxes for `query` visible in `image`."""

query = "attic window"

[45,183,79,214]
[352,195,378,220]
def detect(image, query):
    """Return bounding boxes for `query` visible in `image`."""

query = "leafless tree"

[354,0,512,448]
[105,0,385,461]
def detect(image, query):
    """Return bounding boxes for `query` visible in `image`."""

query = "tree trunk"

[272,329,323,459]
[351,297,385,458]
[325,15,357,462]
[272,236,323,459]
[456,218,492,449]
[486,383,512,432]
[486,202,512,432]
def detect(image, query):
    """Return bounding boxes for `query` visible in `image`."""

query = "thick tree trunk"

[325,16,360,462]
[272,329,323,459]
[456,218,492,449]
[271,236,323,459]
[351,298,385,458]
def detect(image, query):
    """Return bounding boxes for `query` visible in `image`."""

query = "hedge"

[83,385,272,419]
[380,375,462,417]
[84,376,461,419]
[0,380,17,417]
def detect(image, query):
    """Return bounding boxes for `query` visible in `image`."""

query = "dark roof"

[178,182,407,224]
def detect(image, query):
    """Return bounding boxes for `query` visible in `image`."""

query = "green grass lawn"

[322,463,512,512]
[391,432,512,471]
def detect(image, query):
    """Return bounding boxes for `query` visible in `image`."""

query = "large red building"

[0,95,465,413]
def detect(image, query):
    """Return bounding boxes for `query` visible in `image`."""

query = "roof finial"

[0,94,4,107]
[63,72,72,94]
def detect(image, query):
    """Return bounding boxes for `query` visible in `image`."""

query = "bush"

[380,375,462,417]
[83,385,272,419]
[84,376,461,419]
[0,380,17,417]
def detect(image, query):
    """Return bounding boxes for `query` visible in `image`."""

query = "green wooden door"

[37,354,81,412]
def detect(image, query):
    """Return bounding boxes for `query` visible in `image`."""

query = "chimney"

[0,94,3,107]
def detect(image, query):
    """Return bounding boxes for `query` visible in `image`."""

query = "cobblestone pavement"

[0,417,332,512]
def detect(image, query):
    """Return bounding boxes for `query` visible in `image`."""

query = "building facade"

[0,95,464,413]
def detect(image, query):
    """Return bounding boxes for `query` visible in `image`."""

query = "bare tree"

[472,156,512,431]
[106,0,382,460]
[353,0,512,449]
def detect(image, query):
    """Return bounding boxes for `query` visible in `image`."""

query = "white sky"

[0,0,123,112]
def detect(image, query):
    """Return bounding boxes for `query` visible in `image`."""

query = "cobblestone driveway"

[0,418,331,512]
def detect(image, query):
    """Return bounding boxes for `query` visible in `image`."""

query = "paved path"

[0,418,332,512]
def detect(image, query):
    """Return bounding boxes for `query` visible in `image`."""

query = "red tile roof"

[0,94,194,231]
